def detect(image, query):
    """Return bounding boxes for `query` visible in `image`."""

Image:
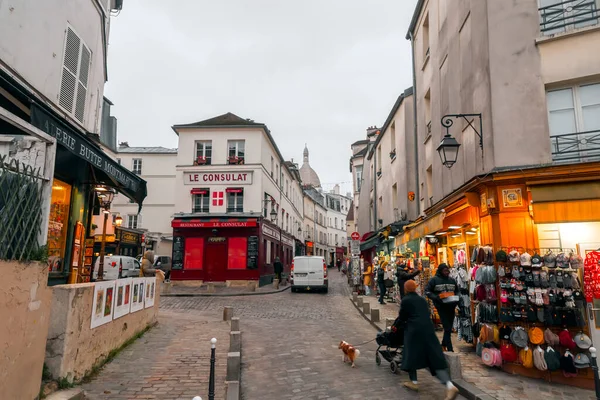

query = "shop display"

[90,280,116,329]
[47,180,71,273]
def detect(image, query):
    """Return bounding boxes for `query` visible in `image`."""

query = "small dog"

[339,340,360,367]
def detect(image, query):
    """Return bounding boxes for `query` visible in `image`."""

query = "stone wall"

[0,260,52,400]
[45,279,160,382]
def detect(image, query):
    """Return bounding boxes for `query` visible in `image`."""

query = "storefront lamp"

[269,206,277,222]
[114,215,123,227]
[438,114,483,169]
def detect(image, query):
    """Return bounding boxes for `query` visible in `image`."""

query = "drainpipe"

[373,147,378,231]
[409,31,421,216]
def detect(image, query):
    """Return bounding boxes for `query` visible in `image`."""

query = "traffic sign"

[351,232,360,241]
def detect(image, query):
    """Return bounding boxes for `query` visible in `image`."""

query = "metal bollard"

[590,347,600,400]
[193,397,203,400]
[209,338,217,400]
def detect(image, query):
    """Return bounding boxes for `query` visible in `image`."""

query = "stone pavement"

[358,289,597,400]
[161,281,289,296]
[82,310,230,400]
[162,271,466,399]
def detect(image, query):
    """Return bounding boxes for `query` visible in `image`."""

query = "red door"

[205,240,228,282]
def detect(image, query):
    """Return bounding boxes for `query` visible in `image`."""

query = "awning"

[400,212,445,243]
[531,182,600,203]
[360,233,381,251]
[30,104,147,209]
[531,182,600,223]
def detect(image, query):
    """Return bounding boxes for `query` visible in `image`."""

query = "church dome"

[299,145,321,188]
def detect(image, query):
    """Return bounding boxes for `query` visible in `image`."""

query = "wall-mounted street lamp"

[437,114,483,169]
[94,185,117,281]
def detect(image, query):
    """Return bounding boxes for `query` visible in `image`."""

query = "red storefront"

[170,217,294,285]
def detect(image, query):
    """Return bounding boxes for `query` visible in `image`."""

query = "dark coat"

[274,260,283,274]
[396,267,421,297]
[399,292,448,372]
[425,268,458,329]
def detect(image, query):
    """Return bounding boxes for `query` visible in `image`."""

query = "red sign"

[351,232,360,240]
[171,219,257,228]
[226,188,243,193]
[191,188,208,195]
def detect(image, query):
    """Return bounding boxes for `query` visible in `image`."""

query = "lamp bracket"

[441,113,483,150]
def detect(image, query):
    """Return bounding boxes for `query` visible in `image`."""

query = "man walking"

[274,257,283,282]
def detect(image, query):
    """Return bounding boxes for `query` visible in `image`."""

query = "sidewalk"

[161,281,289,297]
[353,291,596,400]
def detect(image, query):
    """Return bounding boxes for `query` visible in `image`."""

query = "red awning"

[226,188,243,193]
[191,188,208,195]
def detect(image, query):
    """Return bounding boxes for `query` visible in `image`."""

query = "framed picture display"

[130,277,145,313]
[91,280,116,329]
[113,278,132,319]
[501,188,523,208]
[144,277,156,308]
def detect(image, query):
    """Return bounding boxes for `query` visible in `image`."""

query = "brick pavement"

[82,310,230,400]
[162,272,467,399]
[162,281,290,296]
[358,289,596,400]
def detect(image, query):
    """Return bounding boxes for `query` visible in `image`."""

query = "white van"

[92,256,141,281]
[291,256,328,293]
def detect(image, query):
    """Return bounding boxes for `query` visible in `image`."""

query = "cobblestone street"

[161,272,465,400]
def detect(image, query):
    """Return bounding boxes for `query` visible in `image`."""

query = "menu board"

[172,236,184,270]
[247,236,259,269]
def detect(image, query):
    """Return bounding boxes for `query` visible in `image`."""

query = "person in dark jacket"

[399,280,459,399]
[396,261,421,298]
[425,263,458,352]
[336,258,342,271]
[377,261,388,304]
[274,257,283,282]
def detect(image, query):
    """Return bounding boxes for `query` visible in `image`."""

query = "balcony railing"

[550,129,600,163]
[539,0,599,35]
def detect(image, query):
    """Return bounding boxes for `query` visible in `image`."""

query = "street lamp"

[114,214,123,227]
[94,185,117,281]
[438,114,483,169]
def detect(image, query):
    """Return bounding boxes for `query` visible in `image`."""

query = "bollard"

[223,306,233,321]
[363,302,370,315]
[352,292,358,302]
[229,331,242,353]
[207,283,215,293]
[370,308,380,322]
[231,317,240,332]
[273,278,279,289]
[590,347,600,400]
[357,297,364,307]
[209,338,217,400]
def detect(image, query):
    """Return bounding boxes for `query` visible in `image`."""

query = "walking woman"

[425,263,459,352]
[399,280,459,399]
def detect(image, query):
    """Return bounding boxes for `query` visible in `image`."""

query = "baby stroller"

[375,318,404,374]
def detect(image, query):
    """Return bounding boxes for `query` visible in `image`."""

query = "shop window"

[270,241,275,264]
[47,179,72,273]
[184,237,204,270]
[226,188,243,212]
[266,239,271,263]
[227,140,245,164]
[132,158,142,174]
[228,237,248,269]
[192,189,210,213]
[58,25,90,123]
[195,141,212,165]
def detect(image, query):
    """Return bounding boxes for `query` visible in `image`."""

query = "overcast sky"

[105,0,417,195]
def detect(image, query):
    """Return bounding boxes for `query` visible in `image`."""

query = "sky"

[105,0,418,195]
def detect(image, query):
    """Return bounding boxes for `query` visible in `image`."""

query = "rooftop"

[117,146,177,154]
[172,112,264,130]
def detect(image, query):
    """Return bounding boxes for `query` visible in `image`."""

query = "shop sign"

[247,236,259,269]
[208,237,226,243]
[171,219,257,228]
[183,171,253,185]
[120,231,139,244]
[30,105,140,193]
[172,236,184,270]
[94,234,116,243]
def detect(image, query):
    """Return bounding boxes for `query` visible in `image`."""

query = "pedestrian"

[336,258,342,271]
[140,250,164,280]
[399,280,460,399]
[274,257,283,282]
[425,263,459,352]
[363,262,373,296]
[377,261,388,304]
[396,261,421,298]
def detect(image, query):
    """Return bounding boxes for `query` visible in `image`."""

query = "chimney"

[333,184,340,195]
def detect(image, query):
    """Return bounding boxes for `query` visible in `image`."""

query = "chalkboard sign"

[172,236,185,270]
[247,236,259,269]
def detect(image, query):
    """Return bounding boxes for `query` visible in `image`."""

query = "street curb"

[162,285,290,297]
[44,388,84,400]
[348,296,495,400]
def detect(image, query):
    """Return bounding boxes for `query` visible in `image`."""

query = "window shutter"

[74,45,90,122]
[59,27,80,112]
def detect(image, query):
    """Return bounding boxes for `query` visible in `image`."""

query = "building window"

[271,156,274,178]
[127,214,140,229]
[547,83,600,162]
[276,164,279,185]
[227,140,245,164]
[195,141,212,165]
[422,13,430,61]
[192,189,210,213]
[226,188,244,212]
[132,158,142,174]
[59,26,91,123]
[355,165,363,192]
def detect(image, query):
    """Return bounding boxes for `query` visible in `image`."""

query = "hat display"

[511,327,528,348]
[509,250,520,263]
[520,347,534,368]
[500,325,512,341]
[574,332,592,350]
[574,353,591,369]
[501,344,518,363]
[496,249,508,263]
[544,328,560,346]
[570,253,583,269]
[559,330,577,350]
[533,346,548,371]
[531,253,543,268]
[520,252,532,267]
[556,253,568,269]
[560,351,577,375]
[544,252,557,269]
[545,347,561,371]
[529,327,545,345]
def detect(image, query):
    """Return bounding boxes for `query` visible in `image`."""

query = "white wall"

[0,0,111,133]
